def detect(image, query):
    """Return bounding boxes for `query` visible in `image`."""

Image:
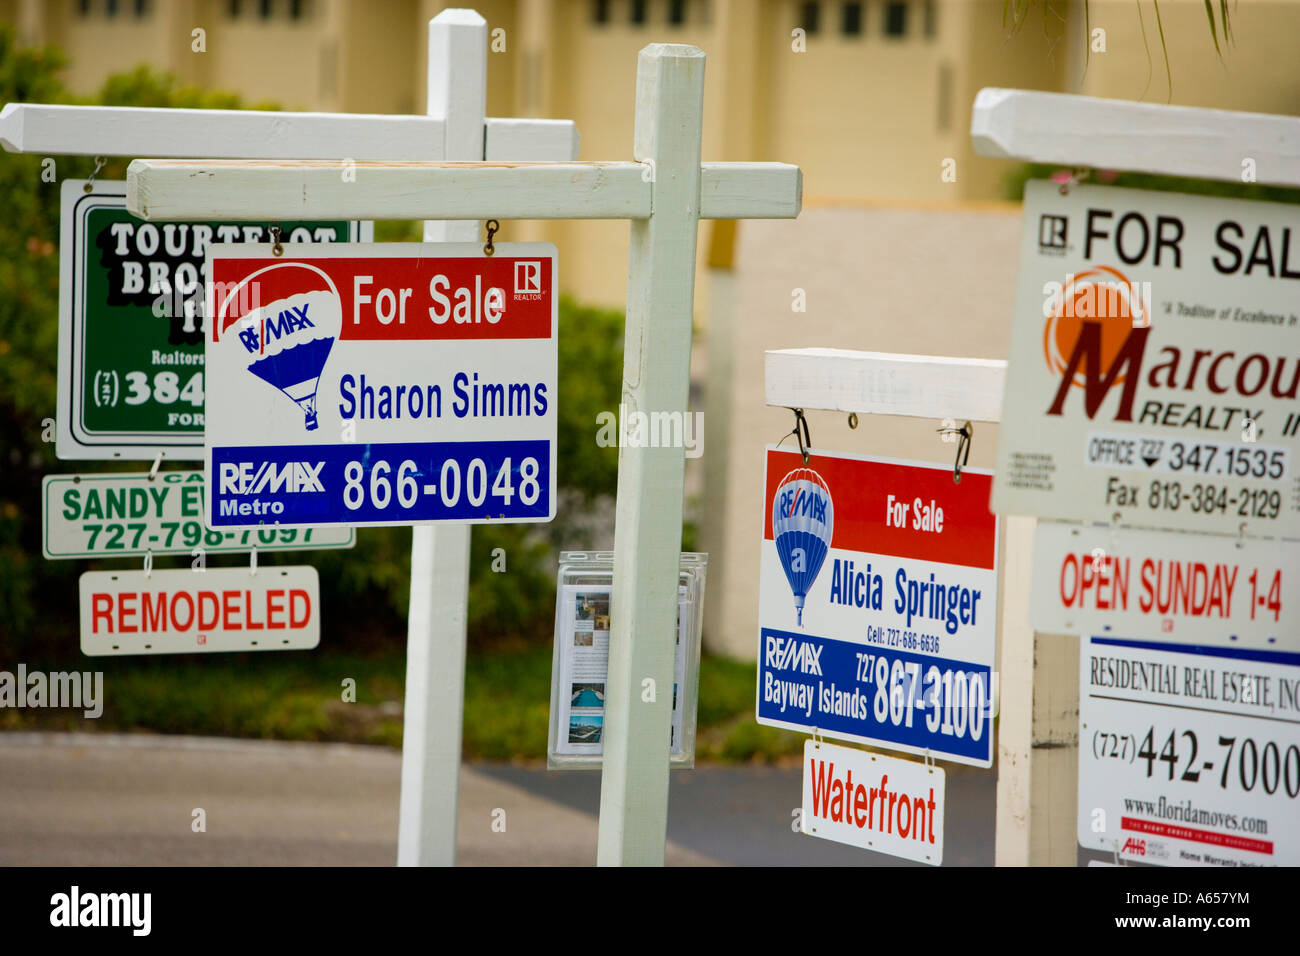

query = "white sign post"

[127,46,801,867]
[4,9,579,866]
[971,88,1300,865]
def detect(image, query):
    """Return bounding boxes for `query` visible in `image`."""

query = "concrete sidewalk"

[0,732,994,866]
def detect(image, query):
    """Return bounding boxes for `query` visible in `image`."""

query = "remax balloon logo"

[216,262,342,431]
[771,467,834,626]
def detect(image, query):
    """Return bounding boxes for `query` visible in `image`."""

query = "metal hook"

[269,224,284,257]
[811,727,820,749]
[1055,167,1091,195]
[944,421,972,483]
[1236,522,1247,550]
[791,408,812,465]
[148,452,163,481]
[924,749,935,774]
[483,219,500,257]
[143,550,153,579]
[84,156,107,193]
[250,546,258,577]
[847,412,859,430]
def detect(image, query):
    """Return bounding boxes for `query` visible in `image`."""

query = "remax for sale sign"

[756,448,999,767]
[994,182,1300,537]
[204,243,557,528]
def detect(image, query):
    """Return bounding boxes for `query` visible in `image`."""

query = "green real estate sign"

[56,180,370,460]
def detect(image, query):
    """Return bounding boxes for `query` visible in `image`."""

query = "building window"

[841,2,862,36]
[924,0,936,37]
[884,0,907,37]
[936,61,952,131]
[630,0,647,25]
[800,1,820,35]
[669,0,687,26]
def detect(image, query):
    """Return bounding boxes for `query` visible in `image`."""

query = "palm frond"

[1205,0,1222,57]
[1152,0,1173,102]
[1135,0,1154,101]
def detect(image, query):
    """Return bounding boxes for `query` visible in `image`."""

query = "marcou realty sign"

[994,182,1300,537]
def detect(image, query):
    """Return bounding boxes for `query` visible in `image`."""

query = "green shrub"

[0,27,638,659]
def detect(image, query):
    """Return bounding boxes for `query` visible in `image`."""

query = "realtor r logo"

[1039,214,1068,254]
[515,260,542,295]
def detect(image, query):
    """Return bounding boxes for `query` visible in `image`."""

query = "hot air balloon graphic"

[215,262,343,432]
[771,467,834,626]
[245,335,334,430]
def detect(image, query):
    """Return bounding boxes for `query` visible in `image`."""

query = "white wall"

[700,200,1027,659]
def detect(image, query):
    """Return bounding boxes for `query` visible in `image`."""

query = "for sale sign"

[56,180,366,460]
[43,471,354,559]
[994,182,1300,537]
[203,243,557,528]
[756,448,999,767]
[1078,635,1300,866]
[1033,522,1296,648]
[79,566,320,656]
[801,740,944,864]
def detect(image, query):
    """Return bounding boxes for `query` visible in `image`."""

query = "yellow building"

[8,0,1298,305]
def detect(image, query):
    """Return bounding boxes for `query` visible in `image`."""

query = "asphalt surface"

[0,732,994,866]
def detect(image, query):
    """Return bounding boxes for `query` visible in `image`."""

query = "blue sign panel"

[758,627,994,764]
[210,439,550,526]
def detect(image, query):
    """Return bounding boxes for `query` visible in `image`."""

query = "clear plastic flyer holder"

[548,551,707,770]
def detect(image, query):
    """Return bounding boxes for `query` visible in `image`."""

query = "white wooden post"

[971,88,1300,187]
[596,44,706,867]
[970,86,1300,865]
[126,49,800,867]
[396,8,485,870]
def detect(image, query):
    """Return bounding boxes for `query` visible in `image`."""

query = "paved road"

[0,733,994,866]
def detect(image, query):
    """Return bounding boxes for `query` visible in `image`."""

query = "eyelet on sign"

[269,224,284,257]
[483,219,500,257]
